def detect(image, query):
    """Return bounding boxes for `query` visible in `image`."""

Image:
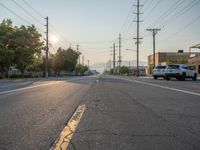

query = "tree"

[177,58,187,64]
[119,66,129,75]
[166,59,173,65]
[64,48,79,72]
[109,68,114,75]
[51,47,79,76]
[13,25,43,74]
[0,19,15,76]
[0,45,14,76]
[52,51,64,76]
[26,56,43,72]
[0,19,79,78]
[75,64,88,75]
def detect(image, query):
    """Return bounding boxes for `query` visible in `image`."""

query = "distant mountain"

[91,60,147,73]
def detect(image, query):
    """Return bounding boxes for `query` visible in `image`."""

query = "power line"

[0,2,45,34]
[142,0,155,14]
[142,0,148,6]
[21,0,71,47]
[147,0,186,28]
[0,2,33,25]
[143,0,162,21]
[11,0,44,26]
[122,16,137,40]
[160,0,200,28]
[162,14,200,41]
[21,0,44,19]
[119,4,135,34]
[49,24,71,46]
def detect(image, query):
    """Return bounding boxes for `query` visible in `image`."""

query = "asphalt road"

[0,75,200,150]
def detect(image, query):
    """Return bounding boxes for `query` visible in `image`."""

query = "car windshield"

[167,65,180,69]
[155,66,166,69]
[181,66,189,69]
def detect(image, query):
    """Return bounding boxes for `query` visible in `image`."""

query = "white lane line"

[0,81,34,88]
[50,104,86,150]
[0,81,63,94]
[0,77,93,94]
[122,78,200,97]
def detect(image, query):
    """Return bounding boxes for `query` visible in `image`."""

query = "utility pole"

[129,61,131,76]
[146,28,161,68]
[77,44,81,64]
[134,0,143,77]
[87,60,90,68]
[119,33,121,74]
[45,17,49,78]
[113,43,116,74]
[82,55,84,66]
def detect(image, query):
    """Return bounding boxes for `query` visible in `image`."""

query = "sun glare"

[50,35,59,43]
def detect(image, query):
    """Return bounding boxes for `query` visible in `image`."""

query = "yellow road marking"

[50,105,86,150]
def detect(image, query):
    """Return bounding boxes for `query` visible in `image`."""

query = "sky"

[1,0,200,72]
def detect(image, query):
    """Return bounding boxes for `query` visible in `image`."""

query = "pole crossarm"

[146,28,161,35]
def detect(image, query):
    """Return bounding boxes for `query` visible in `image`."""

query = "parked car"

[153,65,166,79]
[165,64,197,81]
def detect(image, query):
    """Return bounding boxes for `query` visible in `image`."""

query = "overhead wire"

[11,0,44,26]
[119,4,135,34]
[147,0,186,28]
[21,0,45,19]
[159,0,200,28]
[143,0,163,22]
[142,0,148,6]
[49,24,71,46]
[21,0,73,49]
[3,0,71,52]
[142,0,155,14]
[162,14,200,41]
[0,2,33,26]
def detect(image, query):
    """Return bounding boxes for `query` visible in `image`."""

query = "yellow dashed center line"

[50,105,86,150]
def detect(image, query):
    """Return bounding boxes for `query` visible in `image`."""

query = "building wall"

[188,55,200,75]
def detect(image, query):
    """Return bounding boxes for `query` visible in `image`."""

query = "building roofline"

[148,52,200,57]
[190,44,200,49]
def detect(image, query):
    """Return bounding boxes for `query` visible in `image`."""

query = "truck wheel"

[153,76,157,79]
